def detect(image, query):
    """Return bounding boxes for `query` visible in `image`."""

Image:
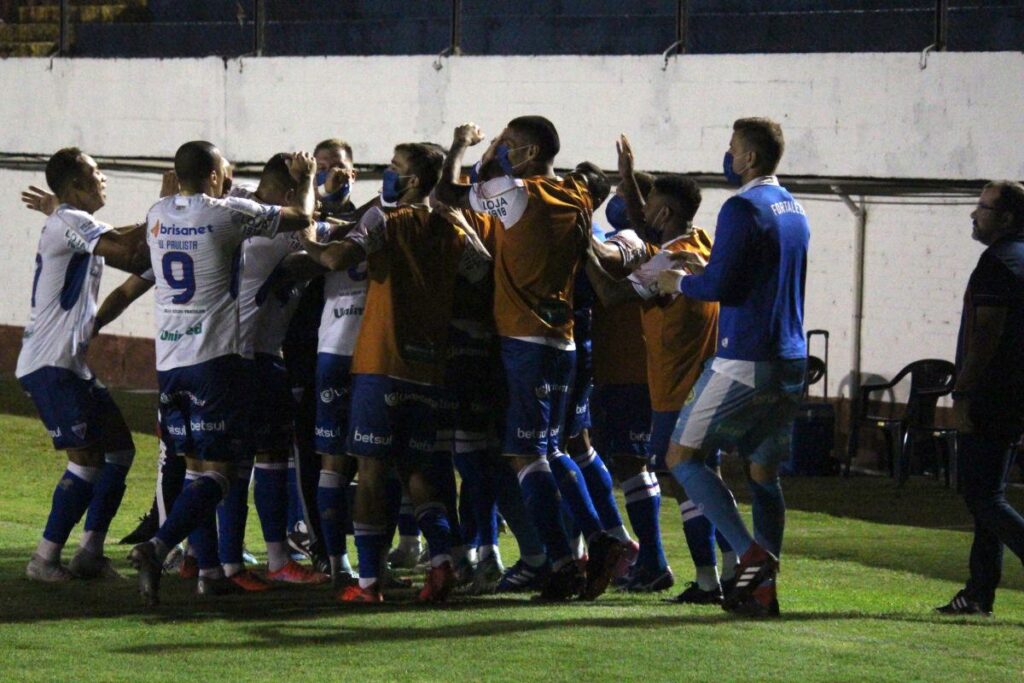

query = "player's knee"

[255,449,288,465]
[200,470,231,498]
[664,442,698,469]
[67,446,105,468]
[105,447,135,469]
[748,461,777,484]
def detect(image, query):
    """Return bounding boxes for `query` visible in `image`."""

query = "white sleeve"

[222,195,283,239]
[56,209,112,254]
[139,268,156,282]
[605,229,648,271]
[343,206,387,255]
[627,251,676,301]
[468,176,529,229]
[456,235,492,284]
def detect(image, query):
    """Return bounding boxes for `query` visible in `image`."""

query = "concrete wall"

[1,52,1018,398]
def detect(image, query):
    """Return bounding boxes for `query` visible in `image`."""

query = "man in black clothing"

[937,180,1024,616]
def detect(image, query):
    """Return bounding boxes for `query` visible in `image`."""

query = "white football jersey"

[316,216,369,357]
[229,186,305,358]
[146,193,281,371]
[16,205,112,379]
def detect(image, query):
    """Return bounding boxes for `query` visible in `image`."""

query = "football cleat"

[178,554,199,580]
[621,565,675,593]
[935,590,992,617]
[267,560,330,585]
[118,501,158,545]
[287,521,312,561]
[241,547,259,566]
[227,569,273,592]
[536,561,585,601]
[722,544,779,611]
[580,533,626,601]
[387,541,424,570]
[127,542,163,607]
[613,540,640,579]
[664,580,723,604]
[727,580,780,618]
[496,559,550,593]
[418,561,457,603]
[25,554,72,583]
[196,575,245,596]
[68,548,122,580]
[162,543,185,572]
[337,583,383,603]
[468,553,505,595]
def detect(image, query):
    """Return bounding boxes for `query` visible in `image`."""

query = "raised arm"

[277,152,317,232]
[94,273,154,335]
[617,134,655,242]
[435,123,486,209]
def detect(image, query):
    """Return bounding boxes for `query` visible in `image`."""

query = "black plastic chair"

[846,359,957,485]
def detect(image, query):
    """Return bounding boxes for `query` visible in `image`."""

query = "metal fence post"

[59,0,71,56]
[254,0,266,56]
[452,0,462,56]
[676,0,688,54]
[935,0,948,51]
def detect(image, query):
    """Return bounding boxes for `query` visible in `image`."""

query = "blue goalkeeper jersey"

[680,177,809,361]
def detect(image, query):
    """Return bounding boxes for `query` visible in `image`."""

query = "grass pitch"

[1,387,1023,681]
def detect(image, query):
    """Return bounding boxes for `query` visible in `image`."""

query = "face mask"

[496,144,532,176]
[723,151,745,187]
[316,169,350,202]
[604,195,630,232]
[381,169,412,203]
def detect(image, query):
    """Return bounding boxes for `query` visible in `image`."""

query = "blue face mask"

[496,144,532,177]
[316,169,350,202]
[381,169,410,203]
[604,195,630,232]
[723,151,744,187]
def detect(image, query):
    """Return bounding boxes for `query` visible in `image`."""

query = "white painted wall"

[1,52,1014,396]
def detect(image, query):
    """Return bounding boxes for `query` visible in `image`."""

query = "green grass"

[1,398,1023,681]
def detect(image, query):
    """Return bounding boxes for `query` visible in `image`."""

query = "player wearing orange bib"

[301,143,491,604]
[436,117,628,601]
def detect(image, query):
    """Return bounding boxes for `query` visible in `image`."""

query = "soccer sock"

[157,449,186,524]
[573,448,629,541]
[749,478,786,558]
[397,493,419,540]
[622,471,668,573]
[156,471,225,565]
[217,462,252,575]
[383,474,402,546]
[81,451,133,555]
[679,498,717,576]
[428,452,464,550]
[548,453,602,541]
[286,456,302,531]
[454,453,483,548]
[253,462,290,572]
[39,463,98,560]
[517,458,571,564]
[317,469,346,561]
[459,452,500,549]
[670,459,753,557]
[716,529,737,580]
[415,502,453,566]
[488,458,546,562]
[354,522,386,588]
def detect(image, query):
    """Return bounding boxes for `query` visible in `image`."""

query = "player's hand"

[616,134,635,179]
[668,250,707,275]
[159,170,179,198]
[290,151,316,179]
[324,166,356,194]
[656,268,686,295]
[454,123,486,148]
[21,185,57,215]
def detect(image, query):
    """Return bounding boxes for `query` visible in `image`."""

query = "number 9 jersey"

[146,193,282,371]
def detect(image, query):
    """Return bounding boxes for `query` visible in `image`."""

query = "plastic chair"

[846,359,957,485]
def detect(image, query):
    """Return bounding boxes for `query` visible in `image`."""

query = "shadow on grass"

[108,609,1023,655]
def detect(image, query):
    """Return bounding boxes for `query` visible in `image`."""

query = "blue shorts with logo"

[314,352,353,456]
[19,366,125,450]
[591,383,651,459]
[566,332,593,439]
[673,358,806,467]
[157,354,252,462]
[346,373,439,460]
[252,353,296,454]
[500,337,575,458]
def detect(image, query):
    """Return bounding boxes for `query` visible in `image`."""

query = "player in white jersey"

[229,153,329,586]
[17,148,149,583]
[127,141,316,606]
